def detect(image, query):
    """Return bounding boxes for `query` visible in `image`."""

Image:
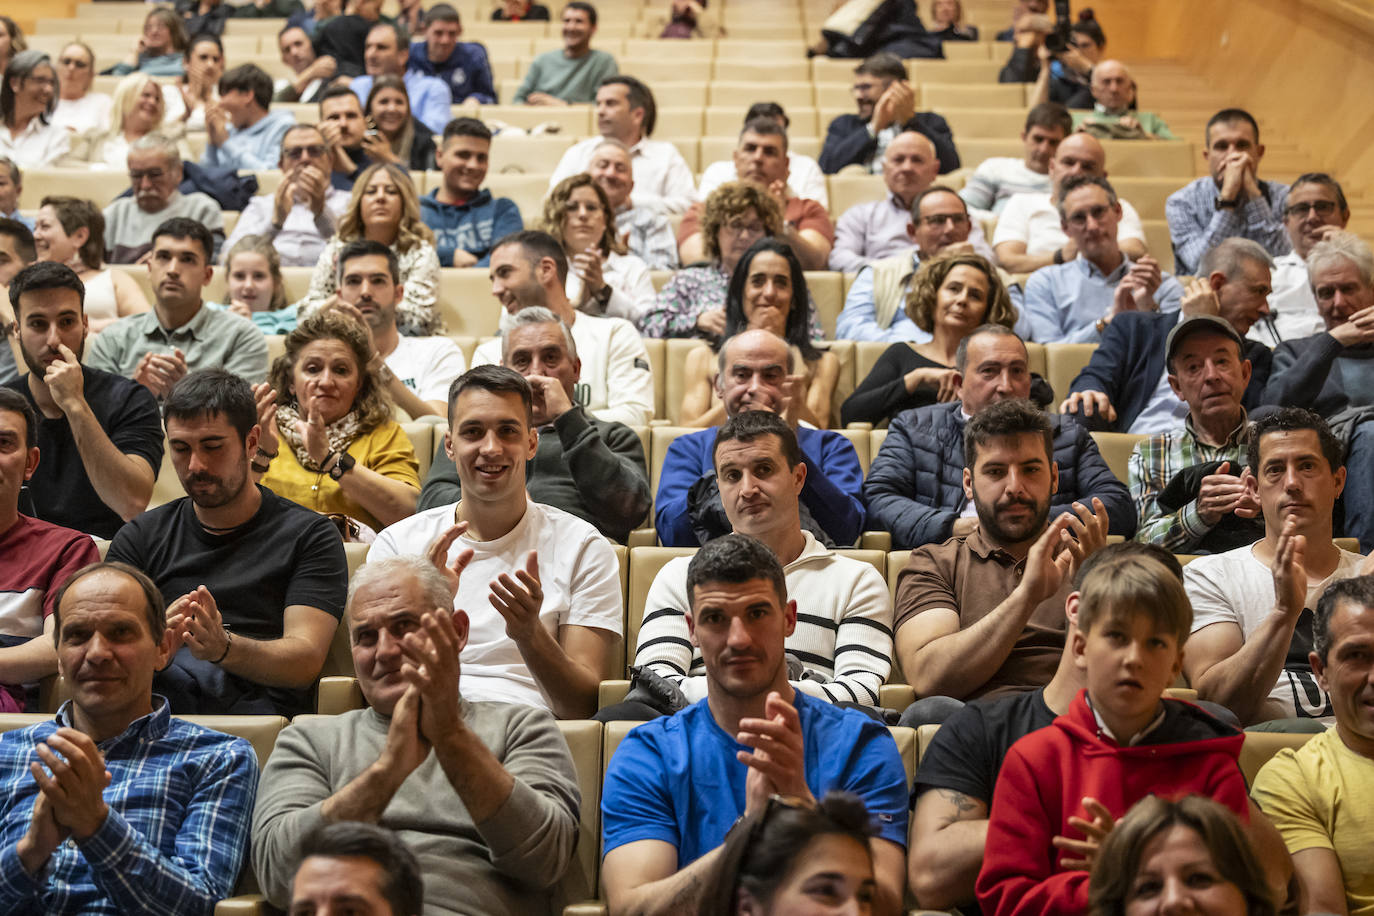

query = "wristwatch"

[328,452,357,480]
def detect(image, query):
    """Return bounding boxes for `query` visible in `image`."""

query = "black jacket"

[818,112,960,175]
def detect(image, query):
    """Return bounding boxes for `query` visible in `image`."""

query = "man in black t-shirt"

[108,370,346,717]
[3,263,163,539]
[906,543,1184,912]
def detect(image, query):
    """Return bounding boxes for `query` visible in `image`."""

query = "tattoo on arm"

[936,788,981,827]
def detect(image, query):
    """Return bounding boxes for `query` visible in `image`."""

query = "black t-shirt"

[107,486,347,716]
[5,368,164,540]
[911,688,1057,807]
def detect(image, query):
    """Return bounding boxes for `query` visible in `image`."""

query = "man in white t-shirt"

[367,364,623,718]
[992,132,1148,274]
[472,230,654,427]
[1184,407,1362,729]
[959,102,1071,221]
[696,102,828,208]
[326,239,465,419]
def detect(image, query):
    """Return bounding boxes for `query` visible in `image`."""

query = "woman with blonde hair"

[541,172,655,323]
[212,234,296,334]
[31,195,151,332]
[299,162,442,336]
[841,251,1016,426]
[81,73,189,170]
[252,311,420,537]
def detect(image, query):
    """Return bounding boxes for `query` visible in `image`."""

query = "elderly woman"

[51,42,111,135]
[80,73,190,170]
[212,234,297,334]
[541,173,655,324]
[252,311,420,536]
[680,238,838,428]
[641,180,823,342]
[362,75,435,172]
[0,51,70,169]
[841,252,1017,427]
[107,8,188,77]
[299,162,442,336]
[32,196,151,332]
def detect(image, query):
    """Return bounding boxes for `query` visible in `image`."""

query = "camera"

[1043,0,1073,54]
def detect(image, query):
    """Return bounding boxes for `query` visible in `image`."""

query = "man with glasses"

[831,129,949,273]
[819,53,959,177]
[51,43,111,136]
[222,125,351,267]
[103,134,224,265]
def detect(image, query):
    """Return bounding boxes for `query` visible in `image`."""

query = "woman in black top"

[928,0,979,41]
[840,252,1016,427]
[363,75,435,172]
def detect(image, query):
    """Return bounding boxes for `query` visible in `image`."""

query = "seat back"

[626,547,696,660]
[1090,432,1147,486]
[557,719,605,903]
[1044,343,1099,412]
[889,725,918,790]
[1239,731,1317,784]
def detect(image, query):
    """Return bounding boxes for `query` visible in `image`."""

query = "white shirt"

[959,156,1051,220]
[0,117,71,169]
[474,311,655,427]
[696,153,828,208]
[369,500,623,711]
[992,191,1146,254]
[385,335,468,403]
[51,93,113,135]
[1249,250,1327,348]
[222,187,354,268]
[567,250,657,324]
[549,136,697,215]
[1185,543,1362,723]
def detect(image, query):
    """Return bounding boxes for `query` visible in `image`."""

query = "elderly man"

[1253,575,1374,913]
[103,135,224,264]
[992,131,1147,273]
[87,219,268,392]
[590,139,677,270]
[347,22,451,135]
[420,306,650,542]
[1063,237,1274,434]
[600,533,910,916]
[960,103,1072,220]
[253,554,580,914]
[864,324,1131,550]
[1253,173,1352,348]
[696,103,828,207]
[3,263,162,539]
[819,53,959,176]
[1167,108,1291,275]
[677,118,834,270]
[288,823,424,916]
[1071,60,1176,139]
[656,329,865,548]
[201,64,296,172]
[512,2,618,106]
[829,129,941,272]
[273,25,336,103]
[1023,175,1182,343]
[420,118,523,268]
[407,3,496,104]
[0,561,257,912]
[549,76,694,216]
[222,124,351,267]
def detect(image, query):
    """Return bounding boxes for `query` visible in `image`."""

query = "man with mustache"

[2,262,162,539]
[102,134,224,265]
[106,369,347,717]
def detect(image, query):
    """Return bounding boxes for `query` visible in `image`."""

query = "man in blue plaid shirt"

[0,562,257,915]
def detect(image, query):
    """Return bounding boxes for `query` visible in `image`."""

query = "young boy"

[974,552,1249,916]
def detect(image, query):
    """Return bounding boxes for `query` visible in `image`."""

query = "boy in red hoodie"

[975,550,1249,916]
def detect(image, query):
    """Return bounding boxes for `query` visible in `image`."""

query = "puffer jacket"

[862,400,1136,549]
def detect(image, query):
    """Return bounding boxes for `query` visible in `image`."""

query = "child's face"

[1074,608,1183,729]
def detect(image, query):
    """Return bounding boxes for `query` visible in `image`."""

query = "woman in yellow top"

[251,311,420,536]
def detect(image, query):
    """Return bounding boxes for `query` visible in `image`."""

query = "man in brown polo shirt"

[893,398,1109,727]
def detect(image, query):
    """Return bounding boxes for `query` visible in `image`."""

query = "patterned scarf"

[276,404,364,472]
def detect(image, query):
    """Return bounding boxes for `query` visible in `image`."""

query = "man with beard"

[891,398,1110,726]
[107,370,347,717]
[3,262,163,539]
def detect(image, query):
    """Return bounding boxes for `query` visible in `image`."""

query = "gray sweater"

[251,701,581,915]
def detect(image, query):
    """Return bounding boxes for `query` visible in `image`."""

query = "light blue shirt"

[834,257,932,344]
[202,109,296,172]
[1,209,32,230]
[1128,358,1192,436]
[1023,255,1184,344]
[350,71,453,135]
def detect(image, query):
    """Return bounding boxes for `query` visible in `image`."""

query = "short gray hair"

[591,137,632,157]
[1198,237,1274,280]
[0,155,18,186]
[500,305,577,362]
[716,329,795,377]
[1307,231,1374,289]
[347,555,453,627]
[128,133,182,168]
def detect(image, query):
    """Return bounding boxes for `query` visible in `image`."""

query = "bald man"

[992,132,1148,273]
[1071,60,1176,140]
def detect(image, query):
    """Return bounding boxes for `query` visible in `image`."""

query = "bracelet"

[250,459,272,474]
[319,450,338,473]
[255,446,278,459]
[211,631,233,665]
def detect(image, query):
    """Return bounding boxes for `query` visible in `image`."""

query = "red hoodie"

[975,690,1248,916]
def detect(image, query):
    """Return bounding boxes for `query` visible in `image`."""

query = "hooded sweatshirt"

[419,188,523,267]
[976,690,1248,916]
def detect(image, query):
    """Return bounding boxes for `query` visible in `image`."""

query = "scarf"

[276,404,364,471]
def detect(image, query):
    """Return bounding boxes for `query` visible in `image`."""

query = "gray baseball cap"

[1165,314,1245,368]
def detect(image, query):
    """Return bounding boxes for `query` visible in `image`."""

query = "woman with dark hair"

[0,51,70,169]
[32,196,151,332]
[362,75,435,171]
[1089,795,1275,916]
[842,252,1017,427]
[0,17,26,75]
[252,311,420,536]
[929,0,978,40]
[707,790,877,916]
[680,238,838,428]
[1031,9,1106,109]
[541,173,655,323]
[172,34,225,130]
[108,8,189,77]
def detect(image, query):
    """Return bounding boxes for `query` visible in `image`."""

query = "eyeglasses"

[723,220,767,236]
[129,168,167,183]
[1065,205,1114,227]
[1284,200,1339,219]
[920,213,970,228]
[58,57,91,69]
[283,145,327,160]
[24,76,57,89]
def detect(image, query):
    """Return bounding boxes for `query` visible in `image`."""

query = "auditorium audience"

[590,139,678,270]
[361,74,436,172]
[349,22,450,137]
[1072,60,1177,140]
[106,8,187,78]
[170,34,224,132]
[286,822,425,916]
[929,0,978,41]
[274,25,335,104]
[368,365,624,718]
[201,64,297,173]
[1167,108,1291,276]
[103,135,224,264]
[513,2,618,106]
[419,306,650,541]
[1254,172,1349,348]
[549,75,695,216]
[252,554,581,914]
[81,74,188,173]
[697,103,828,208]
[32,196,152,333]
[829,129,942,273]
[541,173,656,324]
[0,52,70,170]
[211,234,298,333]
[819,53,959,175]
[408,3,496,105]
[0,561,258,911]
[960,102,1071,220]
[420,117,523,268]
[599,533,909,916]
[656,328,864,548]
[50,42,110,135]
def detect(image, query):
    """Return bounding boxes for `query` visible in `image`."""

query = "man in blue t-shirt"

[600,533,909,915]
[406,3,496,104]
